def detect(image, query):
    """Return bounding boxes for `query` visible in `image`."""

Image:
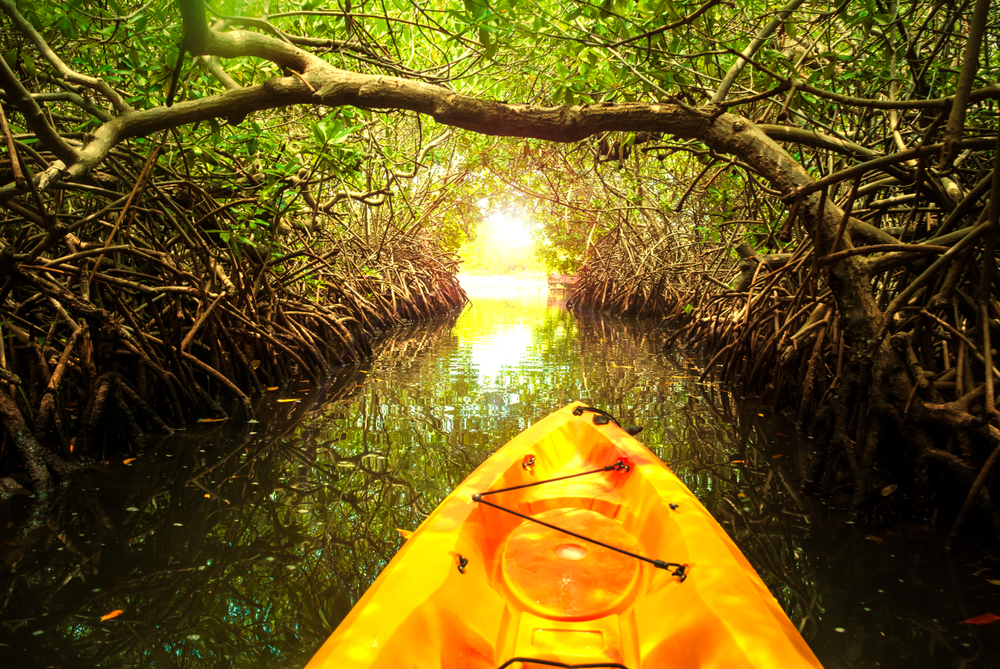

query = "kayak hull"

[305,403,823,668]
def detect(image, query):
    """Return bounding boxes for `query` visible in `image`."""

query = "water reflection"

[1,279,998,668]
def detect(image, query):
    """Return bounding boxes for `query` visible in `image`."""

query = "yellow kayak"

[305,403,824,668]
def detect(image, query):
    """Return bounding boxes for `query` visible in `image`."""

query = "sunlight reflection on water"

[455,275,552,387]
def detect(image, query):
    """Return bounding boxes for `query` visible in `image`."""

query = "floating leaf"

[267,386,279,391]
[204,494,211,498]
[881,484,898,497]
[198,418,227,423]
[730,460,745,464]
[250,359,260,369]
[771,454,784,459]
[961,613,1000,625]
[397,528,414,540]
[122,458,135,465]
[865,535,884,543]
[987,579,1000,586]
[100,609,124,622]
[277,398,300,403]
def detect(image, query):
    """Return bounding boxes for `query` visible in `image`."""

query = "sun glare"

[487,211,532,248]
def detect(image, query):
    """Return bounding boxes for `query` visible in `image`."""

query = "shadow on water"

[1,280,998,668]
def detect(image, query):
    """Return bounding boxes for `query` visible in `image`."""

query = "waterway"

[1,277,998,668]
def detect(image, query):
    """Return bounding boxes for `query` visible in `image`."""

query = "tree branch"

[711,0,808,104]
[0,0,131,113]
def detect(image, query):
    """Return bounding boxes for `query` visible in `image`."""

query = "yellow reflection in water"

[454,276,555,384]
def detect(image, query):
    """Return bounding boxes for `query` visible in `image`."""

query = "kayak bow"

[305,403,824,668]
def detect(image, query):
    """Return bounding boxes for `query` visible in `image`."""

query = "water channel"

[2,277,998,668]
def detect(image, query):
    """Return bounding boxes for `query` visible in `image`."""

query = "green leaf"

[309,119,326,146]
[56,15,76,38]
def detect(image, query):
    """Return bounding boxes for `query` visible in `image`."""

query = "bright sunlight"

[485,211,533,249]
[459,208,542,278]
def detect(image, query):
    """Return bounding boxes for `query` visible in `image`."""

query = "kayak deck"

[305,403,823,668]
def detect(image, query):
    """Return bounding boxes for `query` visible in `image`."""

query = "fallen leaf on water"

[987,579,1000,586]
[249,359,260,369]
[397,529,414,540]
[277,398,300,403]
[771,454,784,459]
[267,386,279,391]
[730,460,745,464]
[122,458,135,465]
[961,613,1000,625]
[204,494,211,498]
[198,418,227,423]
[865,535,885,543]
[100,610,124,622]
[776,432,791,437]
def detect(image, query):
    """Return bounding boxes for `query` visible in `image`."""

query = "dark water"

[2,277,998,668]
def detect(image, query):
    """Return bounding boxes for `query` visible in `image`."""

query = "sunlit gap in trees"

[458,206,544,279]
[485,210,533,249]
